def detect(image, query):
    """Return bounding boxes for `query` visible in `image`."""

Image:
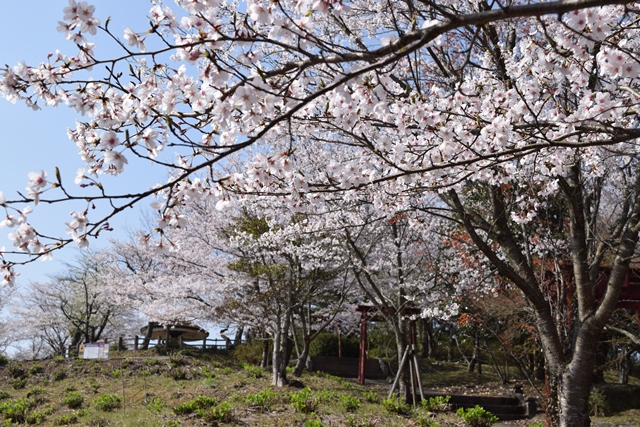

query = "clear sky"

[0,1,166,285]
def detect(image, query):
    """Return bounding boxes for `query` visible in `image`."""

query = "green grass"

[0,352,636,426]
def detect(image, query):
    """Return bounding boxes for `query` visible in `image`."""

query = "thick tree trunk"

[272,312,292,387]
[293,336,311,377]
[140,321,157,350]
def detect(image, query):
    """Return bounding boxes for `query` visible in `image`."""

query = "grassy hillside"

[0,348,638,426]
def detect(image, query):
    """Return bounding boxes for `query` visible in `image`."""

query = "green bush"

[242,362,264,379]
[92,394,121,412]
[146,396,164,413]
[0,354,8,367]
[339,394,361,412]
[198,401,233,424]
[53,371,67,382]
[53,413,79,425]
[28,365,43,376]
[12,378,27,390]
[457,405,499,427]
[421,395,451,412]
[63,391,84,409]
[309,333,359,357]
[26,388,46,405]
[0,398,35,424]
[169,353,187,367]
[173,396,217,415]
[171,368,188,381]
[416,414,439,427]
[245,388,280,411]
[305,414,326,427]
[53,356,65,364]
[382,394,410,415]
[289,387,318,414]
[362,391,380,403]
[231,341,264,364]
[7,363,26,379]
[0,391,10,401]
[588,389,609,416]
[25,410,46,425]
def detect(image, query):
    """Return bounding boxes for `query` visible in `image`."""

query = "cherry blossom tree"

[12,250,138,358]
[2,0,640,424]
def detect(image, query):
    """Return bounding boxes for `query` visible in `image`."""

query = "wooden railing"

[66,336,239,357]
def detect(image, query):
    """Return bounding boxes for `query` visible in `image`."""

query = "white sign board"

[81,343,110,359]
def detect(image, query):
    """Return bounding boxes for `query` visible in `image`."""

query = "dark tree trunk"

[141,321,157,350]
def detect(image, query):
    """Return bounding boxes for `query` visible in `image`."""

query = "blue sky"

[0,1,166,285]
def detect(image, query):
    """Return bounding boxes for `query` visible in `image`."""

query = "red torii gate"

[355,304,421,385]
[595,267,640,328]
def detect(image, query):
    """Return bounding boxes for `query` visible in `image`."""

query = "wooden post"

[118,336,124,352]
[203,338,207,350]
[338,329,342,358]
[134,335,139,351]
[179,336,183,350]
[358,314,368,385]
[165,324,170,350]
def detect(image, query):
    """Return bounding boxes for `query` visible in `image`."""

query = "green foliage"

[12,378,27,390]
[92,394,122,412]
[198,401,233,424]
[169,353,187,368]
[242,362,264,379]
[173,396,217,415]
[589,389,610,417]
[164,420,181,427]
[26,388,46,405]
[53,371,67,382]
[231,341,263,365]
[28,365,43,376]
[200,366,216,379]
[382,394,410,415]
[0,392,9,401]
[7,363,26,379]
[362,391,380,403]
[245,388,280,411]
[146,396,164,414]
[289,387,318,414]
[171,368,187,381]
[528,423,544,427]
[221,367,233,375]
[457,406,499,427]
[63,391,84,409]
[339,394,361,412]
[111,368,122,378]
[314,389,338,403]
[53,356,65,364]
[53,413,79,425]
[143,357,159,366]
[0,398,35,424]
[304,414,326,427]
[309,333,360,358]
[25,410,46,425]
[421,395,451,412]
[0,354,8,367]
[416,414,439,427]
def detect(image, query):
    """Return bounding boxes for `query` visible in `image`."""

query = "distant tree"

[13,250,137,358]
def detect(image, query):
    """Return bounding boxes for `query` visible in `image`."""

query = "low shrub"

[245,388,280,411]
[53,413,79,425]
[457,405,499,427]
[92,394,121,412]
[421,395,451,413]
[339,394,361,412]
[173,396,217,415]
[242,362,264,379]
[198,401,233,424]
[382,394,410,415]
[289,387,318,414]
[63,391,84,409]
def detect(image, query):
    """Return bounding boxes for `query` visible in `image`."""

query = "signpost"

[80,343,110,359]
